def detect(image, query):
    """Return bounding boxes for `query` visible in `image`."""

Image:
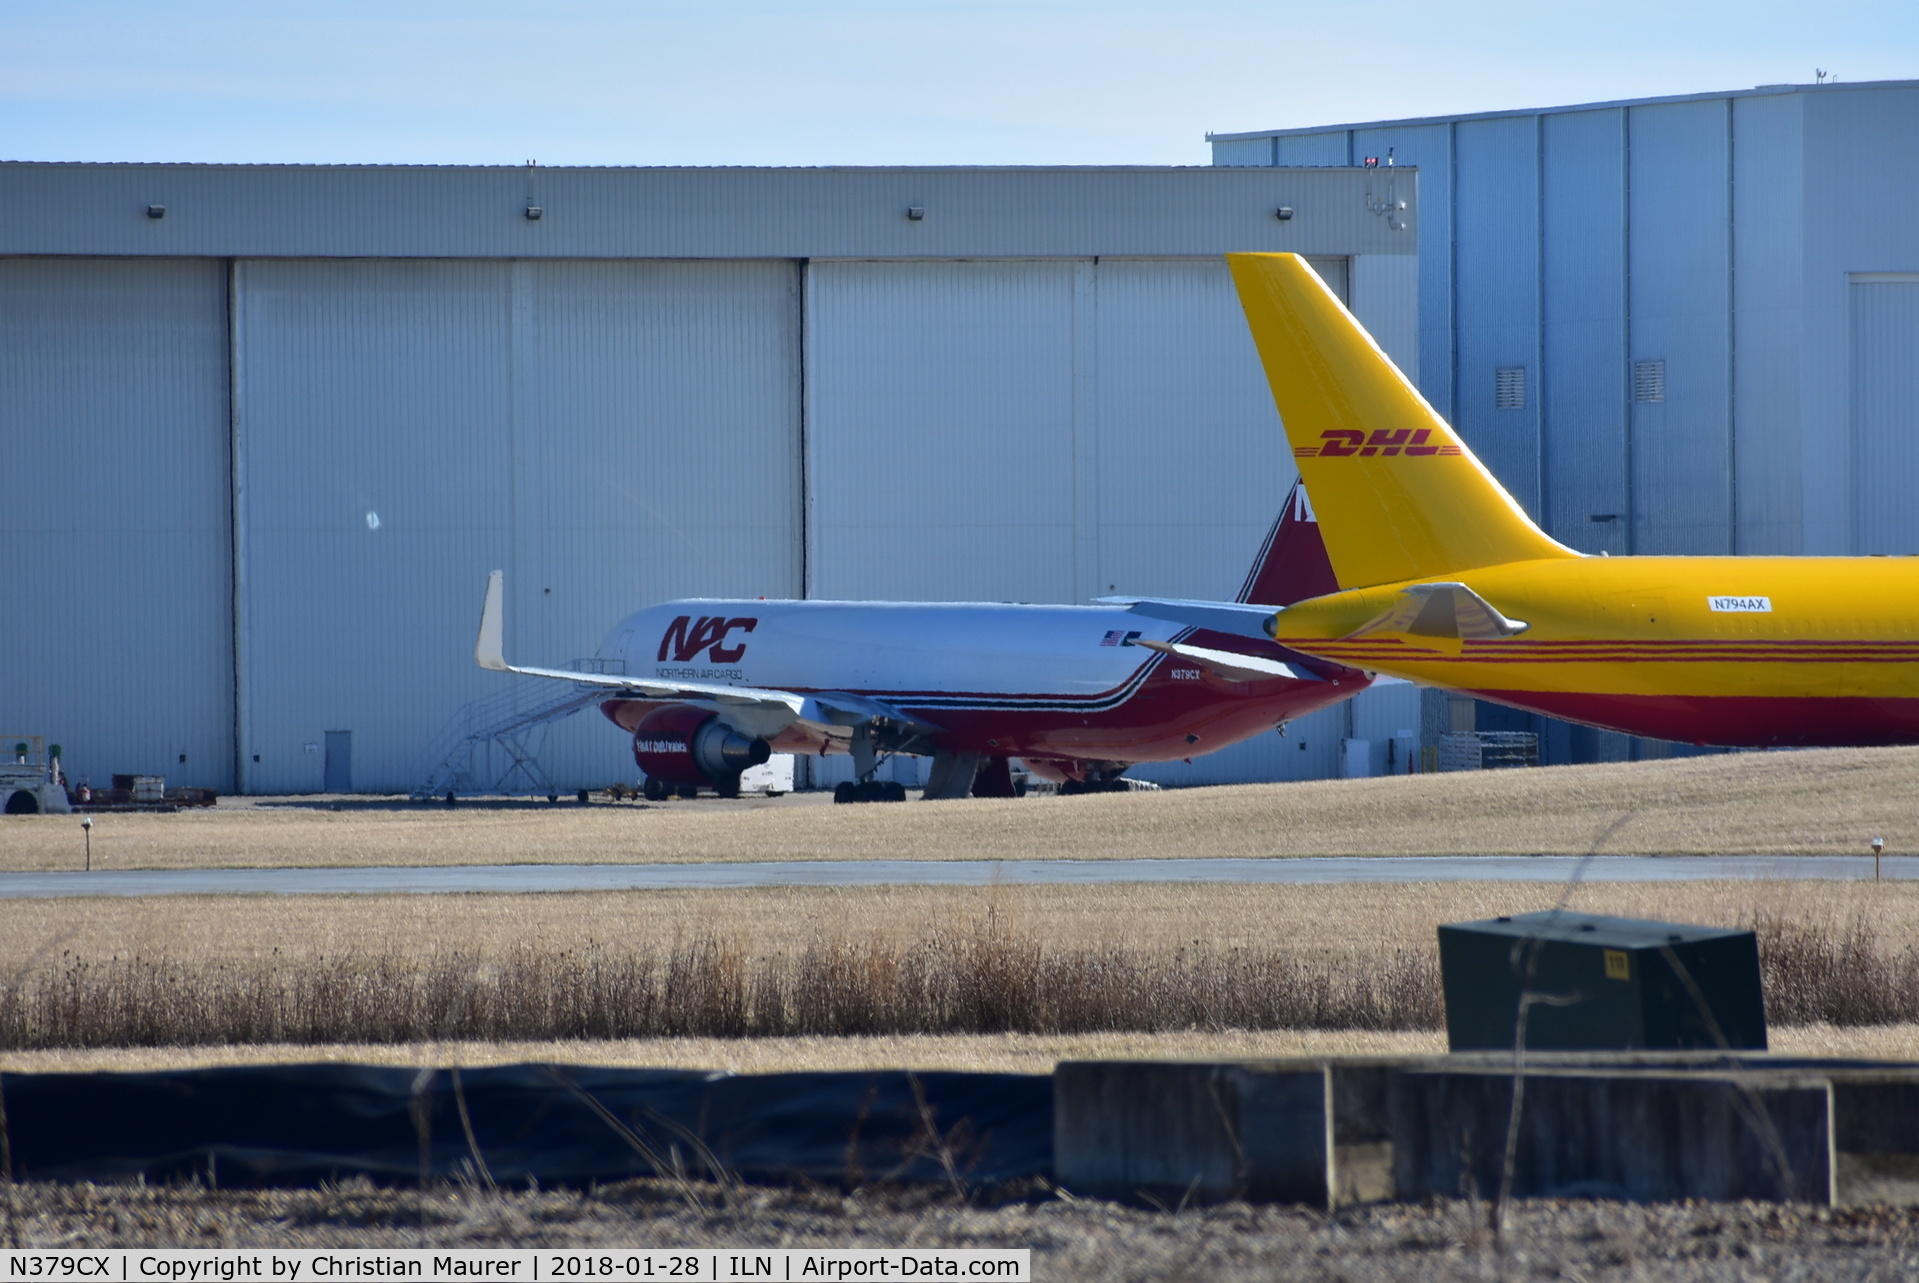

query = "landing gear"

[676,783,700,800]
[833,778,907,804]
[715,775,741,799]
[970,756,1019,799]
[1060,776,1133,796]
[642,777,670,802]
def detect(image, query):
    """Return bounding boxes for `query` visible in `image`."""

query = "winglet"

[476,570,508,671]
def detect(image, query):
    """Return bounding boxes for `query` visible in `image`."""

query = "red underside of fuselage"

[1470,689,1919,748]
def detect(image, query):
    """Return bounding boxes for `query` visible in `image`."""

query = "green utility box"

[1438,912,1767,1052]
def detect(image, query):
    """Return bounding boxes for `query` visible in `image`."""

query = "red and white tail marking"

[1235,480,1341,607]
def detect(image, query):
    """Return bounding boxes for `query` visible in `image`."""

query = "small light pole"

[1872,836,1885,883]
[81,815,93,871]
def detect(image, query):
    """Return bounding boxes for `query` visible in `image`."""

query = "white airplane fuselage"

[594,598,1362,773]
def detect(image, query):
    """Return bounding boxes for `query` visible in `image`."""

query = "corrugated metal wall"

[1851,278,1919,554]
[1453,116,1543,519]
[805,260,1081,605]
[1730,93,1805,554]
[1541,109,1629,554]
[1628,100,1733,556]
[1093,258,1311,604]
[806,257,1356,609]
[237,258,801,793]
[0,257,234,793]
[236,259,516,795]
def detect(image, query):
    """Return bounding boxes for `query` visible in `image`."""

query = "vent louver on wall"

[1634,359,1666,403]
[1495,367,1527,410]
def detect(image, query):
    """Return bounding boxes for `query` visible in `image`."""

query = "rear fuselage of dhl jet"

[1273,555,1919,747]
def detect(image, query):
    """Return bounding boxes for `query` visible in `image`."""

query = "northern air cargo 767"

[1118,252,1919,749]
[474,490,1370,801]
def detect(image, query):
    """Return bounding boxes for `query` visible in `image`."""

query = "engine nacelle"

[631,704,771,787]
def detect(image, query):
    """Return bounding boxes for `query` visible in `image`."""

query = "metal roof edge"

[1205,78,1919,142]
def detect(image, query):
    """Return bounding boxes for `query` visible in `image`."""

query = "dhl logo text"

[657,615,758,664]
[1294,429,1461,459]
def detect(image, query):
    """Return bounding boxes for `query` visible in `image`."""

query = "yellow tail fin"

[1227,252,1576,589]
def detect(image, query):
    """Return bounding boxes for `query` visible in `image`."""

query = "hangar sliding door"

[0,258,234,793]
[805,260,1082,604]
[1852,277,1919,555]
[1092,258,1294,604]
[236,259,800,794]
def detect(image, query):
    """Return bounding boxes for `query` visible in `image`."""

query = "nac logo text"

[658,615,758,664]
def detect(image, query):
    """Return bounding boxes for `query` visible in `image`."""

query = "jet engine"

[631,704,770,799]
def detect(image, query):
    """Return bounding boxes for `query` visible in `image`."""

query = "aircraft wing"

[1133,638,1325,683]
[474,572,940,734]
[1345,582,1529,640]
[1098,596,1278,641]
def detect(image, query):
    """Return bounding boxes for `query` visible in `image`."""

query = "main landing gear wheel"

[834,780,908,804]
[716,776,741,799]
[642,777,670,802]
[1060,778,1130,796]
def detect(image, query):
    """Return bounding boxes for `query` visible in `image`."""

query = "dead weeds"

[5,745,1919,871]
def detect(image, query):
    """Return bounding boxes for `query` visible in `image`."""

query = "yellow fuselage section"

[1274,556,1919,746]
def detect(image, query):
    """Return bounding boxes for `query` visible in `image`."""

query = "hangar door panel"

[1094,258,1297,605]
[506,259,802,789]
[240,259,803,794]
[0,258,233,792]
[807,261,1078,604]
[238,260,514,795]
[1852,279,1919,554]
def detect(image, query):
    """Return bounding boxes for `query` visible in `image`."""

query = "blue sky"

[5,1,1914,166]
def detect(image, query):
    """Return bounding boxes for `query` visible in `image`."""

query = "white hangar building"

[1,163,1422,795]
[1212,79,1919,764]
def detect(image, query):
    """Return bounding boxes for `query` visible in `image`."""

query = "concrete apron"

[1053,1055,1919,1208]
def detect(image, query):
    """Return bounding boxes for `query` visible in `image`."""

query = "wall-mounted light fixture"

[1275,206,1294,221]
[146,205,166,219]
[906,206,925,221]
[525,205,543,221]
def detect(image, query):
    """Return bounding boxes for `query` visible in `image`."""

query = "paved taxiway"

[0,855,1911,898]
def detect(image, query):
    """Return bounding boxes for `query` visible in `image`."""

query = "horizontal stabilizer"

[1135,639,1323,683]
[1100,596,1278,641]
[1346,582,1529,641]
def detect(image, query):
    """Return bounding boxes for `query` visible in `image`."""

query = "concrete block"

[1824,1070,1919,1205]
[1053,1059,1418,1207]
[1391,1065,1834,1204]
[1054,1061,1330,1206]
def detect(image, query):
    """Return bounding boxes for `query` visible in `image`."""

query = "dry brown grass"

[0,921,1439,1049]
[7,745,1919,871]
[4,881,1919,1053]
[8,880,1919,967]
[0,1029,1447,1075]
